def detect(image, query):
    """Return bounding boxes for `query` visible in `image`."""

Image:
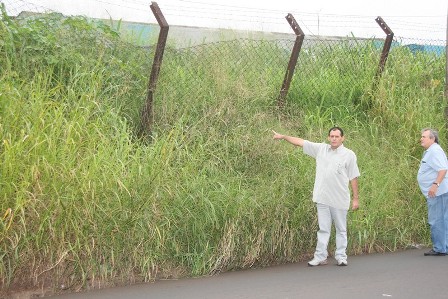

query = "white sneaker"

[307,258,328,267]
[337,259,348,266]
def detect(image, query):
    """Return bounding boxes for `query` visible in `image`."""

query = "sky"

[3,0,447,41]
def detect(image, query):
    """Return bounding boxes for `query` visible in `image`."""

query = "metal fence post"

[140,1,169,138]
[277,13,305,109]
[374,16,394,80]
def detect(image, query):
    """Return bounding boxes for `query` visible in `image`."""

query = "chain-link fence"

[154,34,445,114]
[156,37,378,108]
[1,0,446,132]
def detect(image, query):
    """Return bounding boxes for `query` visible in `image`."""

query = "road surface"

[48,248,448,299]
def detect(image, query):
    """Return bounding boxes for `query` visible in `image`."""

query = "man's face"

[420,130,435,149]
[328,129,344,149]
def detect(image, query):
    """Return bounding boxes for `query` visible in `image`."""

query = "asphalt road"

[49,248,447,299]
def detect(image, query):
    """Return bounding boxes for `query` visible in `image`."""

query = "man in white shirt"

[417,128,448,256]
[273,127,360,266]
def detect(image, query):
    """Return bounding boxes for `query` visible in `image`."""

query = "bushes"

[0,8,445,293]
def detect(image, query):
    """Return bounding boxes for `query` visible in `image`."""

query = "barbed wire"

[1,0,445,123]
[2,0,445,40]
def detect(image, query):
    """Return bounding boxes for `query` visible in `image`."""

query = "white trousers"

[313,203,348,261]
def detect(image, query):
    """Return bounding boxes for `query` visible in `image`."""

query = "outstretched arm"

[272,130,305,147]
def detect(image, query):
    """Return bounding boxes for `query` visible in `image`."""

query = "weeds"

[0,7,445,293]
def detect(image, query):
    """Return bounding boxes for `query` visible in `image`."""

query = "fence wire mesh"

[156,37,374,107]
[1,0,446,126]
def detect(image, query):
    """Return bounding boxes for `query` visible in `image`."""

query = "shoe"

[424,249,446,256]
[337,259,348,266]
[308,258,328,267]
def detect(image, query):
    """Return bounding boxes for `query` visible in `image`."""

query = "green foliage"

[0,7,446,294]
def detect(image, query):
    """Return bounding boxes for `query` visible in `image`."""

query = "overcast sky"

[5,0,448,40]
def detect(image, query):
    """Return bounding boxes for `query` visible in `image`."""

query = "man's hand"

[272,130,283,140]
[428,184,438,198]
[352,198,359,210]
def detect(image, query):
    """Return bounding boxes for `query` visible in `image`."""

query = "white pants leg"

[314,203,348,262]
[314,203,331,261]
[331,206,348,261]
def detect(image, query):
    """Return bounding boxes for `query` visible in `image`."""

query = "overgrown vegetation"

[0,5,446,296]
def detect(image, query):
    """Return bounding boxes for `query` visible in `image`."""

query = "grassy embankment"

[0,7,446,293]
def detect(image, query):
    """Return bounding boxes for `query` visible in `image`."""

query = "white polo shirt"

[303,141,360,210]
[417,142,448,198]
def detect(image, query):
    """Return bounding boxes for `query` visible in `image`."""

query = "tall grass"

[0,7,446,294]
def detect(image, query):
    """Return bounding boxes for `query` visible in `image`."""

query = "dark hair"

[328,126,344,137]
[422,128,439,144]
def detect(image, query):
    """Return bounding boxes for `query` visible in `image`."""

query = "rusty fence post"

[140,1,169,138]
[277,13,305,109]
[374,16,394,80]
